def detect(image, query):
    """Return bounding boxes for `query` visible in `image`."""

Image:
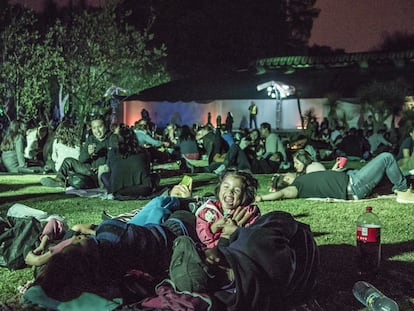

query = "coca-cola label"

[356,225,380,243]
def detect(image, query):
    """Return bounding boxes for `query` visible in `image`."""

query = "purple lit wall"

[121,98,372,131]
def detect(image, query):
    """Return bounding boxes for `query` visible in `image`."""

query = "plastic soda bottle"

[352,281,399,311]
[356,206,381,275]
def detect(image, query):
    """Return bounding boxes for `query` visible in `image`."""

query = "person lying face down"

[256,152,414,204]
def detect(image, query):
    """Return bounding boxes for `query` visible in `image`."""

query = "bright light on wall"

[257,80,295,99]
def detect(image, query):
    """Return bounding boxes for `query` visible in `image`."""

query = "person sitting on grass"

[0,120,27,173]
[99,124,160,199]
[255,152,414,204]
[50,120,81,172]
[292,149,327,175]
[40,115,116,189]
[212,139,283,175]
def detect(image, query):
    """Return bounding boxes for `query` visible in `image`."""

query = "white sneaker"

[396,190,414,204]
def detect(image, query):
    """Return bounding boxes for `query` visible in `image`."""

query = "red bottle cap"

[366,206,372,212]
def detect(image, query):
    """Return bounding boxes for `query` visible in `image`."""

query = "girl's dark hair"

[272,174,290,191]
[118,125,142,158]
[293,149,313,172]
[214,168,258,206]
[55,120,81,147]
[34,242,108,301]
[178,124,196,141]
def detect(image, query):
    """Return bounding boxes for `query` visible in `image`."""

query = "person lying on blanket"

[255,152,414,203]
[24,210,197,302]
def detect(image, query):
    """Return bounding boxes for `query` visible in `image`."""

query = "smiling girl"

[195,169,260,248]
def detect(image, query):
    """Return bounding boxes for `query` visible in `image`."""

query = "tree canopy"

[0,0,169,124]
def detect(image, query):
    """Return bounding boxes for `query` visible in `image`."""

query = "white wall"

[122,98,377,130]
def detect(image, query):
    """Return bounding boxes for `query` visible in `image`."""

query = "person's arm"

[78,137,92,163]
[170,184,192,198]
[255,185,298,202]
[141,132,162,147]
[402,148,411,159]
[71,223,97,235]
[25,250,53,266]
[276,136,287,161]
[196,207,223,248]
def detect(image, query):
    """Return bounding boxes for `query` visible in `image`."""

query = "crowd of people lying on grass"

[6,169,319,310]
[1,114,414,199]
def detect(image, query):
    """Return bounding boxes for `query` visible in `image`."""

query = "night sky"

[310,0,414,52]
[9,0,414,53]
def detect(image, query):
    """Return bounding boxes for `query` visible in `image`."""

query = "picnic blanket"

[65,187,170,201]
[304,194,396,202]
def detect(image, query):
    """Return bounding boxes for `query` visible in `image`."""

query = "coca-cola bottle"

[356,206,381,275]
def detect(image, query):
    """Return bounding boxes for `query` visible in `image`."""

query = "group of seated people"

[0,120,54,173]
[2,115,414,196]
[21,169,319,310]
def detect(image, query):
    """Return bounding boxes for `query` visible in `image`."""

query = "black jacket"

[215,211,319,311]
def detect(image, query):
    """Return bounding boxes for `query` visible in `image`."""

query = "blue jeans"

[128,196,180,226]
[347,152,407,199]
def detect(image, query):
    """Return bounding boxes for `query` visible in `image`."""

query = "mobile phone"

[179,175,192,188]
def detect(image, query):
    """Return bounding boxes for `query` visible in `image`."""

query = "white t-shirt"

[306,162,326,174]
[52,140,81,171]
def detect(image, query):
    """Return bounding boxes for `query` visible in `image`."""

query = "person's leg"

[223,144,240,167]
[348,152,407,199]
[128,196,181,226]
[57,158,93,180]
[232,147,251,170]
[164,210,198,241]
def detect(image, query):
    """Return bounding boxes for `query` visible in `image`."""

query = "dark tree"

[377,31,414,51]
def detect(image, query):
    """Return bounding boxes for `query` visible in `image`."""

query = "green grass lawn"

[1,171,414,311]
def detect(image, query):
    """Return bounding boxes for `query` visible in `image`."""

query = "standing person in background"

[225,111,234,133]
[207,112,212,127]
[248,101,258,129]
[50,120,81,172]
[40,116,115,188]
[216,114,222,129]
[0,120,27,173]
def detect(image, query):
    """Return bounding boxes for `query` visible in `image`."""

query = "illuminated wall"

[121,98,371,130]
